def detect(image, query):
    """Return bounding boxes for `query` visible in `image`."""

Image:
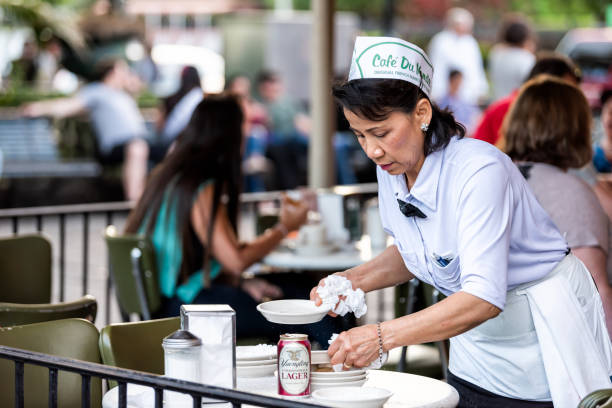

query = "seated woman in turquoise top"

[124,95,337,341]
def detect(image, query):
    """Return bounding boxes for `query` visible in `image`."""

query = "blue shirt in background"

[593,144,612,173]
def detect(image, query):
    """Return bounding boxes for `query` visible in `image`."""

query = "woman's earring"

[420,123,429,132]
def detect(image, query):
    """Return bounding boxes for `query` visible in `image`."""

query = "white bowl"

[256,299,330,324]
[236,345,277,361]
[311,369,366,378]
[312,386,393,408]
[311,378,367,390]
[237,359,277,367]
[311,350,331,364]
[236,362,277,378]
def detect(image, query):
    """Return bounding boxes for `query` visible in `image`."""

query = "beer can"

[277,333,311,397]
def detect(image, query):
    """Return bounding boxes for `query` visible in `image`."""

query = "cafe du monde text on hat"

[348,36,434,98]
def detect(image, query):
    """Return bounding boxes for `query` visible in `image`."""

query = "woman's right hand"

[278,194,308,232]
[309,272,349,317]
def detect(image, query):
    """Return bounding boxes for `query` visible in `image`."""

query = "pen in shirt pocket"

[431,252,453,267]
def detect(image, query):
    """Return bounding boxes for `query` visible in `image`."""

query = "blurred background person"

[473,53,581,148]
[504,75,612,337]
[256,70,310,144]
[593,89,612,174]
[591,89,612,222]
[488,14,536,101]
[125,94,340,345]
[10,39,38,85]
[226,74,272,192]
[437,68,481,135]
[157,66,203,156]
[257,70,310,189]
[428,7,488,105]
[22,59,150,201]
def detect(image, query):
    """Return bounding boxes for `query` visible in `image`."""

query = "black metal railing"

[0,345,326,408]
[0,183,379,325]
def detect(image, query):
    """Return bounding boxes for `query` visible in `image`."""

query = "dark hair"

[502,22,530,46]
[164,66,202,116]
[601,88,612,107]
[504,75,591,170]
[449,69,462,81]
[126,94,244,282]
[527,52,581,83]
[256,70,279,86]
[332,79,465,155]
[91,58,120,82]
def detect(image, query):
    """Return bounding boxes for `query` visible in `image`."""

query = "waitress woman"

[311,36,612,407]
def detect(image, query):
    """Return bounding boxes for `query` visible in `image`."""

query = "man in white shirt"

[488,16,536,100]
[22,59,149,201]
[428,8,488,105]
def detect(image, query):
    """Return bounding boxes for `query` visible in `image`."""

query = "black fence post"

[49,368,58,408]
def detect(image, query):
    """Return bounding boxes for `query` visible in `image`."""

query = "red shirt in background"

[472,90,519,147]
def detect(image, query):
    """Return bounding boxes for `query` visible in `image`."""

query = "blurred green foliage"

[0,86,64,106]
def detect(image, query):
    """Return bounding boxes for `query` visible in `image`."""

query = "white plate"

[236,362,277,378]
[312,374,367,383]
[237,359,277,367]
[311,378,367,390]
[236,345,277,361]
[311,350,331,364]
[257,299,330,324]
[312,386,393,408]
[311,369,366,378]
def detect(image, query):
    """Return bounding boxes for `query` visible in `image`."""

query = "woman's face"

[344,104,429,179]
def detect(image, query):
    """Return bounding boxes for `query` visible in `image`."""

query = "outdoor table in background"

[102,369,459,408]
[261,237,385,272]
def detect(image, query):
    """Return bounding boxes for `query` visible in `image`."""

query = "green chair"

[578,389,612,408]
[0,295,97,327]
[0,234,52,303]
[0,318,102,408]
[104,225,161,320]
[99,317,179,387]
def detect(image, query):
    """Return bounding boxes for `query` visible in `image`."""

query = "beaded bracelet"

[376,322,384,365]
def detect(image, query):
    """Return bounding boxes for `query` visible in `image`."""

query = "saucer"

[236,362,277,378]
[294,243,338,256]
[256,299,330,324]
[312,386,393,408]
[311,378,367,390]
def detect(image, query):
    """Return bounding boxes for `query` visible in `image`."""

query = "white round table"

[261,238,385,271]
[102,369,458,408]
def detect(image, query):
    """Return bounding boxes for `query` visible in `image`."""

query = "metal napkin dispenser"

[180,304,236,401]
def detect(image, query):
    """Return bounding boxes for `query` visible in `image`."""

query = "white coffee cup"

[366,202,387,249]
[297,224,328,247]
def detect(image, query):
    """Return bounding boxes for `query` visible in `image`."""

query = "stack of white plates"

[236,345,277,378]
[310,369,367,390]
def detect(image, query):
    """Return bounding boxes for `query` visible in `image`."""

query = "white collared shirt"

[377,137,567,310]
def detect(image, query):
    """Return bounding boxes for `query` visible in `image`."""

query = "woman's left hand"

[328,324,380,369]
[241,278,283,302]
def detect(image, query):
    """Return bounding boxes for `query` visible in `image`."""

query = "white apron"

[449,254,612,407]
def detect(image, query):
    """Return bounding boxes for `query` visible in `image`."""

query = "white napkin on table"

[316,275,367,318]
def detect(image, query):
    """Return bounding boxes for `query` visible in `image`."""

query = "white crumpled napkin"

[316,275,367,318]
[328,333,388,372]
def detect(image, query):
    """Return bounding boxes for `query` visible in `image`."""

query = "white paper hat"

[348,36,434,98]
